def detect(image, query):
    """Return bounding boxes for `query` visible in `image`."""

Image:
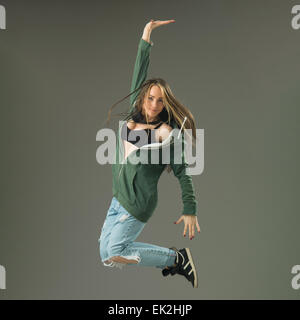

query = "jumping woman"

[98,19,201,288]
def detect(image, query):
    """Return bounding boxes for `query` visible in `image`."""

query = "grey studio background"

[0,0,300,300]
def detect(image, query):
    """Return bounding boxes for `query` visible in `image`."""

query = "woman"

[98,19,201,288]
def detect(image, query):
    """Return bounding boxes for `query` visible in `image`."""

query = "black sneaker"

[162,247,198,288]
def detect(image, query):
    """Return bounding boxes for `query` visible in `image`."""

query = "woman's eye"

[148,97,163,102]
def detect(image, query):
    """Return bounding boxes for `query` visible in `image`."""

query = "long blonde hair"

[106,78,197,139]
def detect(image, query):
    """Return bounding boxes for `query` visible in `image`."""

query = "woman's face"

[143,85,165,120]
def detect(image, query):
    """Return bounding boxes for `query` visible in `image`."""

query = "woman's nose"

[151,100,158,107]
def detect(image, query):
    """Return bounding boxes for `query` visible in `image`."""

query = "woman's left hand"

[174,215,201,240]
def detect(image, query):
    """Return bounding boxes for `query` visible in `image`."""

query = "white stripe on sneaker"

[185,248,198,288]
[184,261,190,270]
[178,252,185,265]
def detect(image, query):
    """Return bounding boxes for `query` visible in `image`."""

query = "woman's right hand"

[145,19,176,31]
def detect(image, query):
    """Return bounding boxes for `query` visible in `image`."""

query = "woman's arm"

[129,19,175,112]
[129,26,153,110]
[170,159,198,216]
[171,145,201,240]
[170,137,201,240]
[161,124,196,215]
[141,24,153,44]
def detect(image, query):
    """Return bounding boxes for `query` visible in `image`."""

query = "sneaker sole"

[185,248,198,288]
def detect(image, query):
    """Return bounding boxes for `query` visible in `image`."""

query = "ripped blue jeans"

[98,196,177,269]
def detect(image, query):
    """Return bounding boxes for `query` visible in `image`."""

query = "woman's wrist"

[142,26,152,44]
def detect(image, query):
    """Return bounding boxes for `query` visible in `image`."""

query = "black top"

[121,121,163,148]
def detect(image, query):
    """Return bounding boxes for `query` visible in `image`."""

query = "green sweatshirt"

[112,37,197,223]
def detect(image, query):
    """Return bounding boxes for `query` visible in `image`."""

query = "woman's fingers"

[150,19,176,29]
[196,220,201,233]
[175,215,200,238]
[188,223,192,239]
[174,216,183,225]
[158,19,176,24]
[156,20,176,26]
[183,223,187,237]
[151,19,175,23]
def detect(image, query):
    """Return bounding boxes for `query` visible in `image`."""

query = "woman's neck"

[143,112,159,123]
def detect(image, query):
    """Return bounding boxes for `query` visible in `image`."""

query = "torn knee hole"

[119,214,130,222]
[110,255,140,264]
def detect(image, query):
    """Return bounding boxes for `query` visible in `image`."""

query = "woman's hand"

[174,215,201,240]
[145,19,176,31]
[142,19,175,44]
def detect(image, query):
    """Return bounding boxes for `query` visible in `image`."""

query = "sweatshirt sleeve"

[129,38,153,112]
[170,138,198,216]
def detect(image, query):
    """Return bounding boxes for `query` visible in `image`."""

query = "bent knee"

[106,242,126,258]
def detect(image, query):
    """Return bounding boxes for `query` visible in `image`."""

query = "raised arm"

[129,19,176,112]
[129,26,153,111]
